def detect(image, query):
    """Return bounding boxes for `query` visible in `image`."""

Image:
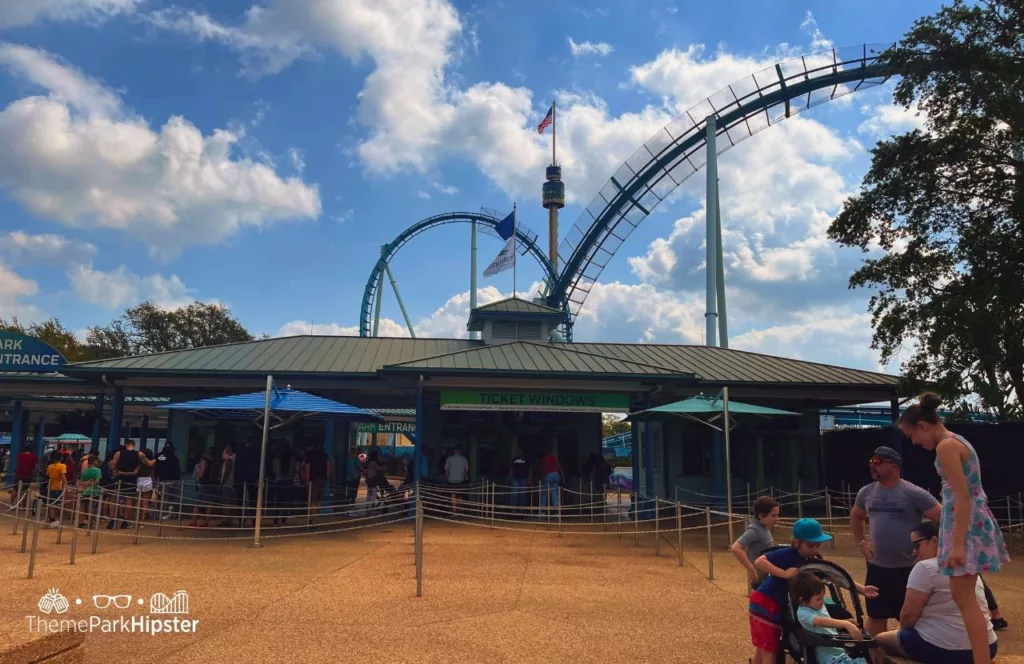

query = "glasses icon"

[93,595,133,609]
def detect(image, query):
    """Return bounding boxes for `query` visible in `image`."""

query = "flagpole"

[512,203,517,297]
[552,101,556,165]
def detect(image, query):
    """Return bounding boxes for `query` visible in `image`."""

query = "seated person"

[791,571,882,664]
[875,520,997,663]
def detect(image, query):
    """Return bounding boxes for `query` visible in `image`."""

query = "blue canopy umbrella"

[158,378,382,546]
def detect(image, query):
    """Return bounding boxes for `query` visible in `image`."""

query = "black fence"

[823,422,1024,499]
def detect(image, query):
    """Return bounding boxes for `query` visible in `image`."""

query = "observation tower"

[542,165,565,273]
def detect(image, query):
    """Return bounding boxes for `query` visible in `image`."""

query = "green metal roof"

[56,335,898,388]
[570,343,897,387]
[385,341,691,378]
[64,336,478,376]
[471,297,563,316]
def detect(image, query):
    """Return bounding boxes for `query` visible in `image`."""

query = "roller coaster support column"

[715,179,728,348]
[385,262,416,338]
[704,115,719,347]
[470,221,478,340]
[372,245,385,337]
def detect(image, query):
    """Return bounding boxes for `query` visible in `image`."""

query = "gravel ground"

[0,508,1021,663]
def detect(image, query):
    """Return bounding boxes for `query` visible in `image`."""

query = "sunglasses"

[869,457,895,465]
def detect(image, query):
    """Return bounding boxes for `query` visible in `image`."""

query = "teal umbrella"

[54,433,91,443]
[625,390,799,543]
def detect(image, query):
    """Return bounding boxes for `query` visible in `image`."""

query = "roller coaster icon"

[359,44,900,341]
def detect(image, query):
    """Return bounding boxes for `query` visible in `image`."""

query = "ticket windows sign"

[0,330,68,372]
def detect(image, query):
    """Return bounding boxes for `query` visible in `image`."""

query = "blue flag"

[495,209,515,240]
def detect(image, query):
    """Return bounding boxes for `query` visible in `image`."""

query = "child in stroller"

[784,562,886,664]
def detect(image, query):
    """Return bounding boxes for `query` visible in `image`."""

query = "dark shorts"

[899,627,997,664]
[865,563,913,620]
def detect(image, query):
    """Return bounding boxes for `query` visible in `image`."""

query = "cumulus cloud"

[858,102,926,138]
[0,261,41,320]
[0,0,141,29]
[568,38,613,57]
[0,42,322,257]
[67,262,194,310]
[0,231,96,265]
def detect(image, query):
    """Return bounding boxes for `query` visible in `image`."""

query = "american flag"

[537,104,553,134]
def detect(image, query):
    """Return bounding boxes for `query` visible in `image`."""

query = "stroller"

[760,546,880,664]
[373,476,408,513]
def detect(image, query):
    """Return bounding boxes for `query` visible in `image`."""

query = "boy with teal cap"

[747,518,878,664]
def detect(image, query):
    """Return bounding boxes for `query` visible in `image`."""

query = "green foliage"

[602,413,631,438]
[828,0,1024,418]
[85,301,254,358]
[3,301,255,363]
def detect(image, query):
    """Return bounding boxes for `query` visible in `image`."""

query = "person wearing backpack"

[188,450,218,528]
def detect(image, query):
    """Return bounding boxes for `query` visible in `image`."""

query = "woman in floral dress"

[900,392,1009,664]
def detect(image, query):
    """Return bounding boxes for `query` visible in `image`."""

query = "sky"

[0,0,943,373]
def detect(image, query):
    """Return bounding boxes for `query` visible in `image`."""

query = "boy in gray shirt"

[731,495,781,587]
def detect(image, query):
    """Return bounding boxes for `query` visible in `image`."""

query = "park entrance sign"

[0,330,68,372]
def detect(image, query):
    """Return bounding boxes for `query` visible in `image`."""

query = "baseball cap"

[792,518,833,543]
[872,446,902,464]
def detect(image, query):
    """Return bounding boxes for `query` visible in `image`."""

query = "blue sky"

[0,0,942,371]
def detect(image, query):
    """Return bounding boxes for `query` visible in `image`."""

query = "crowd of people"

[735,392,1011,664]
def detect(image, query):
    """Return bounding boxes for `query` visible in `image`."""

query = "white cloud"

[277,318,409,337]
[287,147,305,173]
[858,102,926,138]
[0,0,141,29]
[0,260,41,321]
[0,231,96,265]
[568,38,613,57]
[731,307,884,371]
[799,12,834,52]
[0,43,322,257]
[67,262,194,310]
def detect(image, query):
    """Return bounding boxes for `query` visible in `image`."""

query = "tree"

[86,301,254,357]
[0,317,92,362]
[602,413,631,438]
[827,0,1024,417]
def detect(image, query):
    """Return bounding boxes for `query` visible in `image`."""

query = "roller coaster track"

[546,43,897,323]
[359,212,556,337]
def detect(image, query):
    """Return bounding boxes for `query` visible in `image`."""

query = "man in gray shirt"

[851,445,941,636]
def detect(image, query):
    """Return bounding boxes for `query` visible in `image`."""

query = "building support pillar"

[5,401,23,487]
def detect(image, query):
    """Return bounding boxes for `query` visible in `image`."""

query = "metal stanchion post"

[70,491,83,565]
[306,481,313,529]
[156,483,166,538]
[617,489,622,538]
[557,486,562,538]
[20,489,32,553]
[633,493,639,547]
[56,489,66,544]
[676,501,683,567]
[1018,492,1023,539]
[705,506,714,581]
[11,480,23,535]
[91,488,102,554]
[133,491,143,545]
[27,496,44,579]
[825,488,834,550]
[746,482,752,516]
[113,480,123,527]
[415,487,423,598]
[242,482,249,528]
[1007,496,1014,549]
[177,481,186,529]
[797,481,803,520]
[654,499,660,557]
